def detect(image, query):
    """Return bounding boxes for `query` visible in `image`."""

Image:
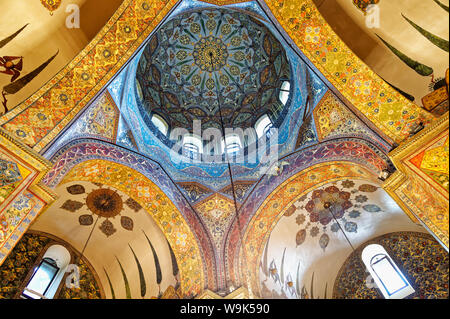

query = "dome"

[135,8,292,137]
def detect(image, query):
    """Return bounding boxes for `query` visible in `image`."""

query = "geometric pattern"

[194,193,236,251]
[264,0,433,144]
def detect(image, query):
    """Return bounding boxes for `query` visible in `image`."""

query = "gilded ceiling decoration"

[86,188,123,218]
[385,114,449,249]
[40,0,63,15]
[286,181,382,251]
[0,159,22,188]
[61,184,136,237]
[60,159,205,296]
[257,179,424,299]
[333,232,449,299]
[136,7,292,133]
[263,0,434,144]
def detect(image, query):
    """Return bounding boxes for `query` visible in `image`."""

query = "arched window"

[151,113,169,136]
[136,81,144,101]
[255,115,273,139]
[183,134,203,159]
[22,245,71,299]
[279,81,291,105]
[361,244,415,299]
[221,134,243,155]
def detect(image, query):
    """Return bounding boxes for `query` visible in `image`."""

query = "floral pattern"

[333,232,449,299]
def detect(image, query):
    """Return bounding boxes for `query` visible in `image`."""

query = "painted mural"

[0,24,59,114]
[314,0,449,113]
[0,0,429,156]
[31,181,183,299]
[135,7,292,133]
[385,113,449,249]
[0,128,56,266]
[333,232,449,299]
[257,180,424,299]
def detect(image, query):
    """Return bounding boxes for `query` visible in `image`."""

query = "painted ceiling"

[314,0,449,115]
[136,7,292,133]
[0,0,447,299]
[0,0,123,114]
[30,181,181,299]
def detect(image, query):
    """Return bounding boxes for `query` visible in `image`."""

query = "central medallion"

[193,36,228,72]
[136,8,292,135]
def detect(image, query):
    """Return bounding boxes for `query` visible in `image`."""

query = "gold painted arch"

[0,0,433,152]
[59,159,205,297]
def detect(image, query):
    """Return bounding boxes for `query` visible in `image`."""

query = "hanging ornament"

[40,0,62,16]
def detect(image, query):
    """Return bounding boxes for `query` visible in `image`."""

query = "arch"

[56,159,206,297]
[0,0,431,152]
[255,115,273,139]
[228,161,381,293]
